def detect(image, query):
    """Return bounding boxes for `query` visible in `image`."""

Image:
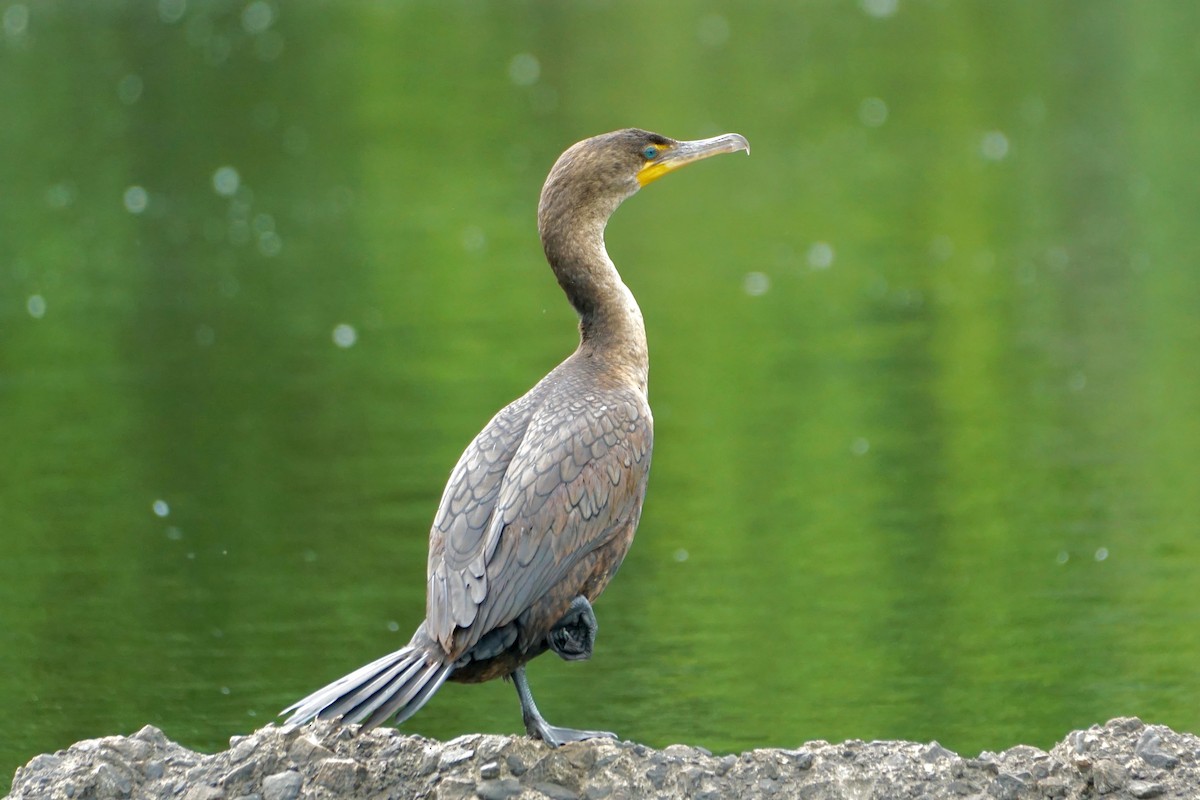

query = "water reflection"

[3,0,1200,792]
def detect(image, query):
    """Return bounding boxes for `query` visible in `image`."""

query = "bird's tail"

[281,638,452,730]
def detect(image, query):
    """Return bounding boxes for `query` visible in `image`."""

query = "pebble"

[645,763,669,789]
[182,787,223,800]
[1092,758,1128,794]
[1129,779,1167,798]
[313,758,362,792]
[475,777,521,800]
[220,759,256,786]
[133,725,171,747]
[582,782,612,799]
[947,778,976,795]
[93,763,132,797]
[438,746,475,770]
[434,777,475,800]
[287,735,333,765]
[261,770,302,800]
[26,754,64,772]
[988,773,1026,800]
[228,737,258,765]
[533,781,580,800]
[1040,778,1069,797]
[1136,730,1180,769]
[921,742,955,762]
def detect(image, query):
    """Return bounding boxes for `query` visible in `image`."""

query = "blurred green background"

[3,0,1200,790]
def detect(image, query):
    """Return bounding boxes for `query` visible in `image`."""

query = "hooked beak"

[636,132,751,187]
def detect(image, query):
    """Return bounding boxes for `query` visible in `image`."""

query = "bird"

[282,128,750,747]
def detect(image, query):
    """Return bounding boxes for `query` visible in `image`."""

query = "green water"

[3,0,1200,790]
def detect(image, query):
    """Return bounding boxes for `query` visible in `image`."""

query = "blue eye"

[643,146,658,159]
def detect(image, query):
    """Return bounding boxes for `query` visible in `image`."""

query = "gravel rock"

[1129,779,1167,799]
[1135,729,1181,769]
[7,717,1200,800]
[260,770,300,800]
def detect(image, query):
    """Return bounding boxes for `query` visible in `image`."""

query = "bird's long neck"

[538,191,648,392]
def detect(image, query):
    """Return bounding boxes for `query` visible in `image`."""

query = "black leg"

[512,666,616,747]
[548,595,597,662]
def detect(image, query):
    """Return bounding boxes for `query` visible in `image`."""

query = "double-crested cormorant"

[283,128,750,746]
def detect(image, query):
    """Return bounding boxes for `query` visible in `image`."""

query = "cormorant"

[283,128,750,746]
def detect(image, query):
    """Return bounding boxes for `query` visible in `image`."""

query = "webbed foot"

[527,719,617,747]
[548,595,597,662]
[512,665,616,748]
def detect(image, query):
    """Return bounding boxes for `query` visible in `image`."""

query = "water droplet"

[860,0,898,19]
[743,271,770,296]
[981,130,1010,161]
[241,0,273,34]
[1056,551,1069,565]
[461,226,486,253]
[117,74,144,105]
[227,197,251,221]
[123,186,149,214]
[1094,547,1109,562]
[26,294,46,319]
[45,182,76,209]
[220,686,231,695]
[807,241,835,270]
[387,620,400,632]
[508,53,540,87]
[673,548,689,563]
[212,166,240,197]
[3,4,29,37]
[166,526,184,541]
[851,437,870,456]
[257,231,282,257]
[158,0,186,24]
[153,499,170,517]
[858,97,888,127]
[204,34,232,66]
[332,323,357,348]
[696,13,730,48]
[929,235,954,262]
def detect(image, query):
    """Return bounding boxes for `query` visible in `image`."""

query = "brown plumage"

[283,128,749,746]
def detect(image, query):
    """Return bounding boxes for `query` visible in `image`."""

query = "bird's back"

[426,351,653,666]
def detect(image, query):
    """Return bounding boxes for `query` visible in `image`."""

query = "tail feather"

[283,645,452,730]
[323,655,425,723]
[361,660,450,729]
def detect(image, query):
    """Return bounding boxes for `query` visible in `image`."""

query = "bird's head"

[538,128,750,235]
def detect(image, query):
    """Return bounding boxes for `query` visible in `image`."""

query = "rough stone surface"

[7,718,1200,800]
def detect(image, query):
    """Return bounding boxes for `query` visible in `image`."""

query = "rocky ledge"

[7,717,1198,800]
